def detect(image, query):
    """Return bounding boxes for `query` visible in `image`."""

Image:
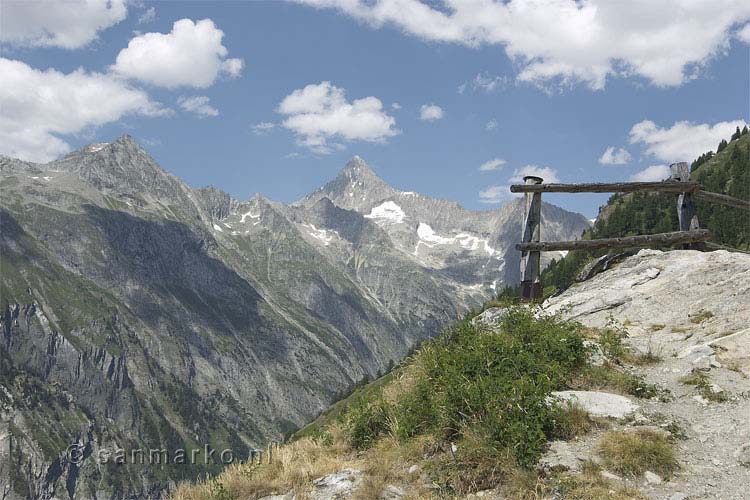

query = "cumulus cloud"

[278,81,399,154]
[112,18,244,88]
[252,122,277,135]
[486,119,498,130]
[598,146,632,165]
[391,102,402,110]
[296,0,750,89]
[630,165,671,182]
[0,58,169,163]
[177,95,219,117]
[419,104,444,121]
[0,0,127,49]
[479,158,506,171]
[508,165,560,183]
[737,23,750,42]
[629,119,747,163]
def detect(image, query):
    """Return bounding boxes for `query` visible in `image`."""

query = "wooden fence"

[510,162,750,301]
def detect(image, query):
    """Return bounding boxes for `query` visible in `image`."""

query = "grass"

[572,365,661,399]
[172,307,662,500]
[555,461,648,500]
[678,370,729,402]
[597,429,679,479]
[689,309,714,324]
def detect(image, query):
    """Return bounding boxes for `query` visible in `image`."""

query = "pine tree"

[731,126,741,141]
[742,125,749,136]
[717,139,728,153]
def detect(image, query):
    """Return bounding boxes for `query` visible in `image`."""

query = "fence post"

[520,176,543,301]
[670,162,700,249]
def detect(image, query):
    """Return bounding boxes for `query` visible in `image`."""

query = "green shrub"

[346,396,391,450]
[349,307,589,468]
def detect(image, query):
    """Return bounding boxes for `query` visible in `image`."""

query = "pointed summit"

[341,155,380,181]
[298,156,398,210]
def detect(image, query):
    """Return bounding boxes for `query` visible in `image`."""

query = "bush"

[347,307,589,468]
[346,396,391,450]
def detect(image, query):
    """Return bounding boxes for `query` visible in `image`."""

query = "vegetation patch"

[678,369,729,402]
[597,429,678,478]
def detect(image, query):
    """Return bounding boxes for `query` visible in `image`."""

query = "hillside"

[172,248,750,500]
[541,127,750,294]
[0,137,589,499]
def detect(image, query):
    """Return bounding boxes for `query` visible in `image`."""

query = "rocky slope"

[0,136,590,499]
[171,247,750,500]
[540,248,750,500]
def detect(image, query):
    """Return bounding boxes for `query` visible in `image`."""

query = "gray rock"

[551,391,639,418]
[644,470,662,485]
[380,484,405,499]
[310,469,363,499]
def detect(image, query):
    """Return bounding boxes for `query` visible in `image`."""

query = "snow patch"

[240,210,260,223]
[416,223,499,256]
[213,224,223,232]
[364,201,406,224]
[303,224,338,246]
[87,143,109,153]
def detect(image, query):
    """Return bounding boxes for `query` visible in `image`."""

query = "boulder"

[551,391,639,418]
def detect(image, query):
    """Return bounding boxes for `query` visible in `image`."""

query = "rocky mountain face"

[0,136,590,499]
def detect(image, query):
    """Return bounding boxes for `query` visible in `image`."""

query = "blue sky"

[1,1,749,218]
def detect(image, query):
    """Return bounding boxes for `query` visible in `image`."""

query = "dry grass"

[555,461,648,500]
[597,429,678,479]
[678,369,729,402]
[689,309,714,324]
[171,429,355,500]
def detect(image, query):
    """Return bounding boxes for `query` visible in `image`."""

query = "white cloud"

[486,118,498,130]
[296,0,750,89]
[479,185,518,204]
[508,165,560,183]
[112,18,244,88]
[252,122,276,135]
[479,158,506,171]
[598,146,632,165]
[391,102,402,110]
[0,58,169,163]
[472,73,509,92]
[138,7,156,25]
[0,0,127,49]
[278,81,399,154]
[419,104,444,121]
[629,119,747,163]
[630,164,671,182]
[177,95,218,117]
[736,23,750,42]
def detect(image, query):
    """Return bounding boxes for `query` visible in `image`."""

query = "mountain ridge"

[0,136,590,499]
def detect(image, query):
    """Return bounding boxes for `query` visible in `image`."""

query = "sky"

[1,0,749,218]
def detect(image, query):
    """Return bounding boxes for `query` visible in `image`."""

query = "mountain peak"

[341,155,379,180]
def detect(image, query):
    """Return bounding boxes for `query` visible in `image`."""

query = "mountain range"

[0,136,590,499]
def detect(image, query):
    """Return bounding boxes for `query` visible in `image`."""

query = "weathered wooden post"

[520,175,543,301]
[670,162,700,249]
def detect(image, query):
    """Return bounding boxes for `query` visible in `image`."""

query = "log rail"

[512,162,749,301]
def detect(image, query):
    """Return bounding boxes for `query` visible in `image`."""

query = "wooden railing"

[510,162,750,301]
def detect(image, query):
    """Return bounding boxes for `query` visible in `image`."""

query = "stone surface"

[644,470,662,485]
[551,391,639,418]
[380,484,405,499]
[309,469,363,499]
